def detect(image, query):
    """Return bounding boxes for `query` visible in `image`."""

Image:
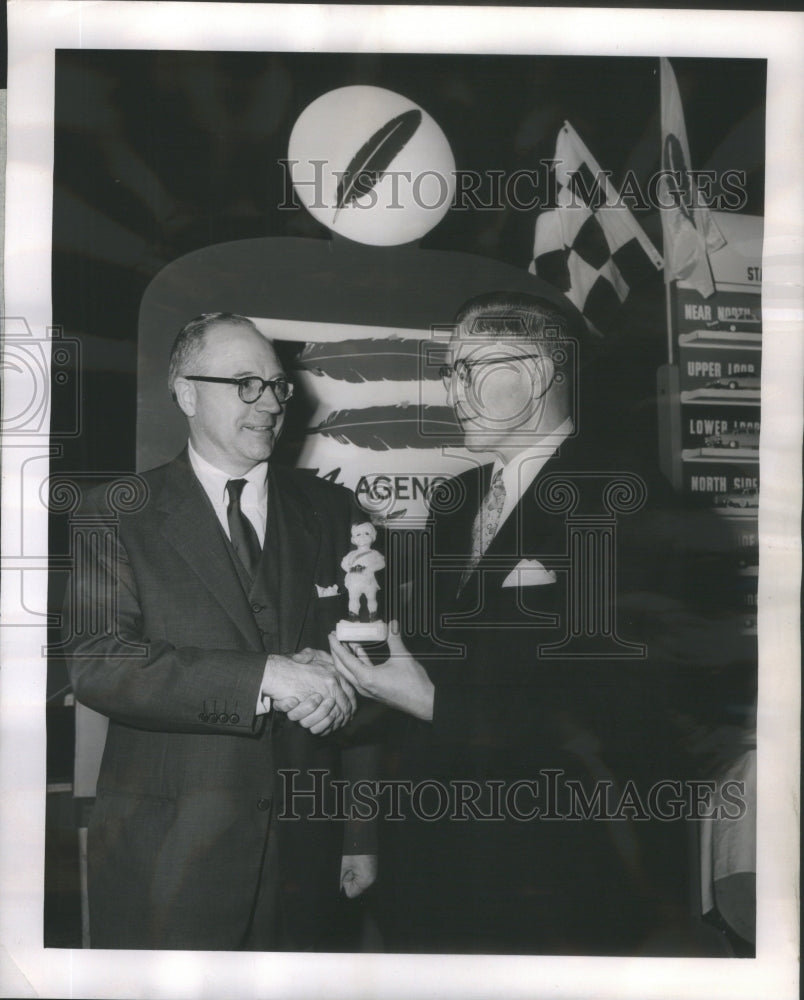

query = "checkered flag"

[530,121,663,336]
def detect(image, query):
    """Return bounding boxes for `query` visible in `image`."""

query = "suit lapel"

[157,453,262,648]
[481,447,569,571]
[436,465,490,608]
[269,466,321,653]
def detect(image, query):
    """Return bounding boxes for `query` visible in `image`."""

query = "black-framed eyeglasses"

[439,354,545,390]
[184,375,294,404]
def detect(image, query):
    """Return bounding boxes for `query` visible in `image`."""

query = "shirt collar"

[492,416,574,500]
[188,442,268,505]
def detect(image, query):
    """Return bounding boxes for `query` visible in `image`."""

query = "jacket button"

[230,714,240,724]
[198,712,208,722]
[251,602,264,613]
[208,713,219,723]
[257,798,271,811]
[218,713,229,724]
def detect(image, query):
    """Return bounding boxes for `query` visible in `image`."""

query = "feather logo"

[293,337,439,383]
[333,109,422,222]
[308,405,459,450]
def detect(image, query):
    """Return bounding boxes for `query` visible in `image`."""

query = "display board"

[658,212,762,635]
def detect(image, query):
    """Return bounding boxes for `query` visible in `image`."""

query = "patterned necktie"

[225,479,262,579]
[459,469,506,593]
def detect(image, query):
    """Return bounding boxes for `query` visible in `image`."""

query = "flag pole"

[658,55,725,365]
[659,58,673,365]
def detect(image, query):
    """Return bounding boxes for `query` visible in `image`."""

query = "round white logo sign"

[288,85,456,246]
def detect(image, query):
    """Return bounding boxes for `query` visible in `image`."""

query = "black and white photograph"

[1,4,800,999]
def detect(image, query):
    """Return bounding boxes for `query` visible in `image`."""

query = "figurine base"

[335,619,388,643]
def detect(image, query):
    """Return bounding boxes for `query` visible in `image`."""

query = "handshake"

[259,624,436,735]
[259,645,356,736]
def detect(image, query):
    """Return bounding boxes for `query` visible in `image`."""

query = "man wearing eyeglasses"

[329,291,685,953]
[66,312,376,950]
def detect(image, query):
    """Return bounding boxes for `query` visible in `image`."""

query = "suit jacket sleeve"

[431,681,555,745]
[64,494,266,736]
[340,741,380,855]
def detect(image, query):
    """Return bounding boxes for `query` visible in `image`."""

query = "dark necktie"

[225,479,262,579]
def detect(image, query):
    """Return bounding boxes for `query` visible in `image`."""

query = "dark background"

[51,50,765,476]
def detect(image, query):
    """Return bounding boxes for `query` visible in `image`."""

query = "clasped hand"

[266,623,436,732]
[266,648,356,735]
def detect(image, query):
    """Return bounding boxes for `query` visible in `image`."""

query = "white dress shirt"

[188,442,268,545]
[188,443,271,714]
[490,417,573,538]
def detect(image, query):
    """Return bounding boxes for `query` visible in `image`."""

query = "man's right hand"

[262,650,357,735]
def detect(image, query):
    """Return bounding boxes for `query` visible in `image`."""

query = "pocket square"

[502,559,557,588]
[315,584,340,598]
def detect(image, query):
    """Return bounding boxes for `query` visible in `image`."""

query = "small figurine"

[336,521,387,641]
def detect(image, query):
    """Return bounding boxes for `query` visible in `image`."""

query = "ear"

[531,353,555,395]
[173,377,197,417]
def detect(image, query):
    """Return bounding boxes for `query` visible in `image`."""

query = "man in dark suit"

[66,313,376,950]
[330,291,735,953]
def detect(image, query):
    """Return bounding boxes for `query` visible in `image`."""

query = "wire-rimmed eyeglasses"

[184,375,294,404]
[439,353,546,391]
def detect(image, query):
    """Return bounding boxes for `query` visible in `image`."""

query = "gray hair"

[454,291,574,397]
[167,313,260,400]
[455,291,570,345]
